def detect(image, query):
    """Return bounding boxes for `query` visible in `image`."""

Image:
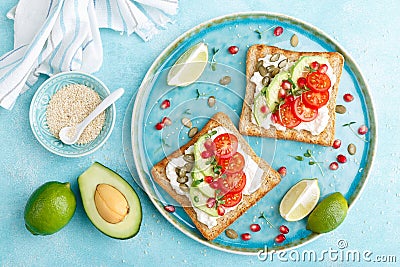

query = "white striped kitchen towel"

[0,0,178,110]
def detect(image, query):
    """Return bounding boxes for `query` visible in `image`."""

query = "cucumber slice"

[253,93,269,126]
[263,71,290,112]
[291,56,330,84]
[190,187,218,217]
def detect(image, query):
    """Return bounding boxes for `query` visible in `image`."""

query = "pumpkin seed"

[256,60,264,69]
[290,34,299,47]
[270,53,280,62]
[271,67,280,77]
[335,105,347,114]
[188,127,198,138]
[178,167,187,178]
[183,154,195,162]
[179,183,189,192]
[177,175,188,184]
[262,76,270,86]
[184,162,194,172]
[347,143,356,155]
[181,117,192,128]
[278,59,288,69]
[266,65,275,73]
[258,65,268,77]
[225,229,238,239]
[219,76,231,85]
[208,96,216,107]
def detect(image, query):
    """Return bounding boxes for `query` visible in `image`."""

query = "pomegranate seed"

[201,150,212,159]
[206,198,216,208]
[309,61,320,70]
[358,125,368,135]
[210,180,219,189]
[318,64,328,74]
[277,166,287,177]
[260,105,269,114]
[332,139,342,149]
[281,80,292,90]
[217,205,225,216]
[285,95,294,103]
[162,117,172,126]
[204,176,213,184]
[297,77,307,88]
[343,93,354,102]
[250,224,261,232]
[279,225,289,234]
[275,234,286,243]
[160,99,170,109]
[204,139,216,153]
[155,122,164,130]
[329,162,339,170]
[228,46,239,54]
[278,88,287,99]
[271,113,278,123]
[337,154,347,164]
[241,233,252,241]
[164,205,175,213]
[273,26,283,36]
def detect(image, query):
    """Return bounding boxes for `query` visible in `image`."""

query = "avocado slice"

[262,71,290,112]
[190,187,218,217]
[290,55,330,84]
[78,162,142,239]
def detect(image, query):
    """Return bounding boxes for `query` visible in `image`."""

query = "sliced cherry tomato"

[302,90,330,109]
[213,133,238,159]
[218,152,245,174]
[306,72,331,92]
[276,102,301,128]
[292,97,318,122]
[221,192,242,207]
[227,171,246,193]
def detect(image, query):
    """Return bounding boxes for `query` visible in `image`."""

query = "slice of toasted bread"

[239,45,344,146]
[151,112,281,240]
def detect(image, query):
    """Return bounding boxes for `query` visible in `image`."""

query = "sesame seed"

[46,84,105,144]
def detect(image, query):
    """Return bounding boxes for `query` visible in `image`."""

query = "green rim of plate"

[131,12,377,255]
[29,71,116,158]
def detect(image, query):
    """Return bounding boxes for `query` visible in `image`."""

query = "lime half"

[167,42,208,87]
[307,192,348,233]
[279,179,320,221]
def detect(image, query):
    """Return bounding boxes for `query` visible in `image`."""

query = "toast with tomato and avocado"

[239,45,344,146]
[151,112,281,240]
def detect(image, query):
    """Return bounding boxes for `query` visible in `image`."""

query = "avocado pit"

[94,183,129,224]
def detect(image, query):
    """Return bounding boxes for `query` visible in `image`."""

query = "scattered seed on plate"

[332,139,342,149]
[219,76,231,85]
[277,166,287,177]
[181,117,192,128]
[225,229,238,239]
[329,162,339,170]
[273,26,283,36]
[161,99,170,109]
[348,143,357,155]
[358,125,368,135]
[290,34,299,47]
[188,127,198,138]
[337,154,347,163]
[241,233,251,241]
[164,205,175,213]
[208,96,216,107]
[343,93,354,102]
[228,46,239,54]
[335,105,347,114]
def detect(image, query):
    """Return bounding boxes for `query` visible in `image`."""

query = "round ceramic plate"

[129,12,376,255]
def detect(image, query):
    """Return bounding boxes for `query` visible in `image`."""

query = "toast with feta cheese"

[151,112,281,240]
[239,45,344,146]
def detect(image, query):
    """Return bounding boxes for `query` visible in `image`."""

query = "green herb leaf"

[191,179,203,187]
[290,155,304,161]
[343,121,356,127]
[309,161,316,165]
[304,152,311,158]
[210,47,220,71]
[183,109,192,115]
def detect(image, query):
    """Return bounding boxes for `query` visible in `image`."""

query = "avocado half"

[78,162,142,239]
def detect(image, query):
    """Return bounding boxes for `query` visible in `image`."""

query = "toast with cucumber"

[239,45,344,146]
[151,112,281,240]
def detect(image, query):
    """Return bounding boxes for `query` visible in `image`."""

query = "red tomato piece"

[213,133,238,159]
[306,72,331,92]
[302,90,330,109]
[276,102,301,128]
[292,97,318,122]
[218,152,245,174]
[217,172,246,194]
[221,192,242,207]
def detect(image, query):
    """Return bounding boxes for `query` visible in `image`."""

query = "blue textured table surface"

[1,0,399,266]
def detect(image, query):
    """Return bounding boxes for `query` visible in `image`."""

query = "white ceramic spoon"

[59,88,124,145]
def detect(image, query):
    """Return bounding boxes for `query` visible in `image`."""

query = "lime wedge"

[167,42,208,87]
[279,179,320,221]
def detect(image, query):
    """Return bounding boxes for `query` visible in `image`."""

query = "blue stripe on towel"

[0,45,27,63]
[58,0,80,71]
[116,1,127,33]
[106,0,112,28]
[0,0,64,83]
[48,0,67,73]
